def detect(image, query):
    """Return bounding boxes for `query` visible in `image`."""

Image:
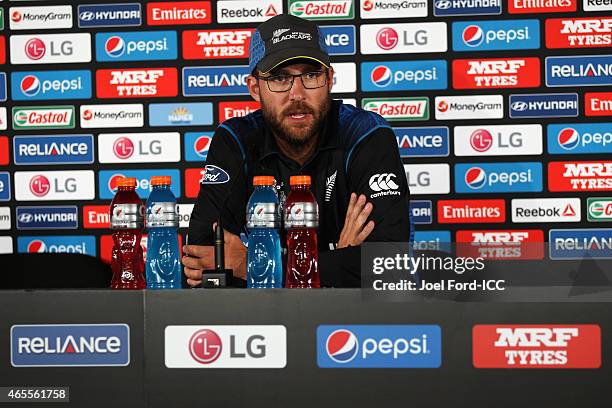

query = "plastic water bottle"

[110,177,146,290]
[284,175,320,288]
[246,176,283,288]
[145,176,181,289]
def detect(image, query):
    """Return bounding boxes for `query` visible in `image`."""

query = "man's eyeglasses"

[255,70,328,92]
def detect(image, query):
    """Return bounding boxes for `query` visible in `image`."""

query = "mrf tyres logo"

[368,173,401,199]
[11,324,130,367]
[183,29,254,59]
[473,325,601,368]
[453,57,540,89]
[548,161,612,192]
[546,17,612,49]
[96,68,178,98]
[317,325,441,368]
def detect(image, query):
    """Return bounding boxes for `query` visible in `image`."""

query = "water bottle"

[284,175,320,288]
[246,176,283,288]
[110,177,146,289]
[145,176,181,289]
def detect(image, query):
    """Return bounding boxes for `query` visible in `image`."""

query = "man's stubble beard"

[261,95,331,150]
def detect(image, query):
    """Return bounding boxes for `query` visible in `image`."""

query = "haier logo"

[185,132,213,162]
[317,325,441,368]
[510,0,576,13]
[360,23,447,54]
[96,68,178,98]
[165,325,286,368]
[454,125,542,156]
[395,127,449,157]
[80,104,144,129]
[11,324,129,367]
[183,29,254,60]
[0,172,11,201]
[9,6,72,30]
[550,229,612,259]
[546,17,612,49]
[13,135,94,165]
[361,0,427,18]
[11,70,91,101]
[404,163,450,195]
[509,93,578,118]
[548,161,612,191]
[17,236,96,256]
[435,95,503,120]
[96,31,177,62]
[362,60,447,91]
[452,20,540,51]
[546,55,612,87]
[12,106,75,130]
[410,200,433,224]
[78,3,142,28]
[362,97,429,121]
[14,171,95,201]
[512,198,581,223]
[16,206,78,230]
[217,0,281,23]
[183,66,249,96]
[98,170,181,199]
[149,103,213,127]
[453,57,540,89]
[147,1,211,25]
[473,325,601,368]
[455,162,543,193]
[10,33,91,65]
[290,0,354,20]
[548,123,612,154]
[98,133,180,164]
[434,0,501,16]
[320,25,356,55]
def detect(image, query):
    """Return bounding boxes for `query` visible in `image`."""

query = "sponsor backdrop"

[0,0,611,264]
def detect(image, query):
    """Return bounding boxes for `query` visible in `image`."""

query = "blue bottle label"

[147,202,178,228]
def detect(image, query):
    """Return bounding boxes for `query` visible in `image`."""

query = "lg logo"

[369,173,399,192]
[189,329,222,364]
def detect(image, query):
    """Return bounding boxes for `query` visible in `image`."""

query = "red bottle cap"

[118,177,137,187]
[290,175,311,186]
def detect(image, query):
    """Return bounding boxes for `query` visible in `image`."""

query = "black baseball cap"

[248,14,330,74]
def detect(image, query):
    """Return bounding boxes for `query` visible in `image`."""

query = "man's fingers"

[355,202,373,229]
[187,278,202,288]
[183,244,213,258]
[344,192,357,224]
[183,265,203,280]
[357,220,375,244]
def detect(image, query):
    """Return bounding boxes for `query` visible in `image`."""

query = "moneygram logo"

[395,127,449,158]
[15,171,95,201]
[453,20,540,51]
[512,198,580,223]
[217,0,281,23]
[10,33,91,65]
[317,325,441,368]
[290,0,354,20]
[434,0,501,16]
[546,55,612,87]
[361,0,427,18]
[509,93,578,118]
[96,68,178,98]
[362,60,447,91]
[473,325,601,368]
[550,229,612,259]
[11,324,129,367]
[588,197,612,222]
[98,169,181,199]
[17,236,96,256]
[11,70,91,101]
[434,95,503,120]
[546,17,611,49]
[362,97,429,121]
[404,163,450,195]
[183,66,250,96]
[185,133,213,162]
[96,31,177,62]
[456,162,543,193]
[13,135,94,165]
[16,206,78,230]
[12,106,75,130]
[321,25,356,55]
[454,124,542,156]
[99,133,180,164]
[453,57,540,89]
[548,123,612,154]
[78,3,142,28]
[10,6,72,30]
[183,29,254,60]
[548,161,612,192]
[361,23,447,54]
[165,325,287,368]
[147,1,211,25]
[80,104,144,128]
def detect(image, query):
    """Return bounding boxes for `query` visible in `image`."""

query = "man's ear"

[327,66,335,92]
[247,75,261,102]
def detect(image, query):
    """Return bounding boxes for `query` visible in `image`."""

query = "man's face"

[248,62,334,149]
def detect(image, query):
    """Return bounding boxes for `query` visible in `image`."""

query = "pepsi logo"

[194,136,211,159]
[465,167,487,189]
[376,27,398,51]
[27,240,47,253]
[105,36,126,58]
[108,174,127,194]
[463,25,484,47]
[25,38,46,60]
[326,329,358,364]
[470,129,493,152]
[189,329,222,365]
[29,175,51,197]
[371,65,393,88]
[558,128,580,150]
[437,100,449,112]
[82,110,93,121]
[20,75,41,97]
[362,0,374,11]
[510,101,528,112]
[11,11,23,22]
[113,137,134,159]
